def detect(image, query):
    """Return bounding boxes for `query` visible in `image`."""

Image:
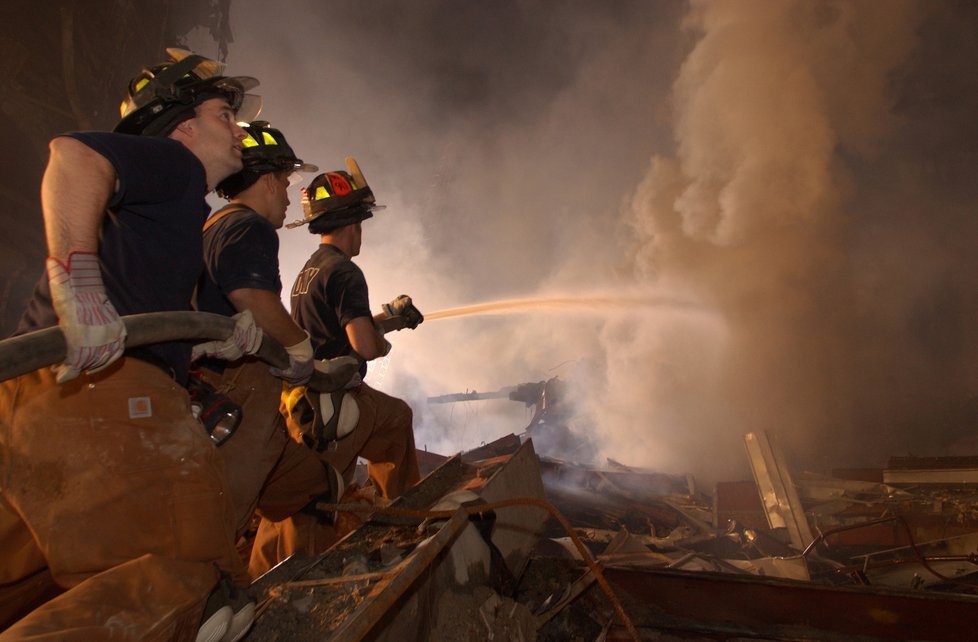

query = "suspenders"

[202,205,251,233]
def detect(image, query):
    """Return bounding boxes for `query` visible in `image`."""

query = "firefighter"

[0,49,260,641]
[194,121,351,571]
[248,162,423,575]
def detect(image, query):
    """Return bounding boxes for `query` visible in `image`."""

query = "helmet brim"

[116,74,262,136]
[214,77,261,121]
[220,75,260,93]
[287,164,319,188]
[285,204,384,230]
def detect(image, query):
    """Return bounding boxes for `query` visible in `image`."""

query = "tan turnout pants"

[0,359,245,639]
[249,382,420,577]
[202,359,330,540]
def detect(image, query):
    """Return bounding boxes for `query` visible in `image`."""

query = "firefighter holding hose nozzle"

[249,161,424,575]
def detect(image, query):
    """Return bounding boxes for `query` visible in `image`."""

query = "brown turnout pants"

[249,382,420,577]
[202,359,330,540]
[0,359,245,639]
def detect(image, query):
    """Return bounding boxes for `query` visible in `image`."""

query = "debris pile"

[247,427,978,641]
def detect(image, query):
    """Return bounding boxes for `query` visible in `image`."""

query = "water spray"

[354,292,707,409]
[365,354,391,390]
[422,293,702,322]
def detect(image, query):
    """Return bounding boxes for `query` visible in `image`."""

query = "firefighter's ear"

[171,118,195,139]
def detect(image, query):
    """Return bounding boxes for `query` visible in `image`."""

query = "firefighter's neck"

[321,224,360,258]
[233,193,268,221]
[230,173,285,228]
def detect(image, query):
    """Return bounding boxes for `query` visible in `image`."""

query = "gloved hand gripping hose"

[0,311,357,392]
[381,294,424,330]
[190,309,263,362]
[269,331,316,385]
[46,252,127,382]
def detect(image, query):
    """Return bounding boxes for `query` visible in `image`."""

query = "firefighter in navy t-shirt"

[3,49,261,641]
[195,121,350,578]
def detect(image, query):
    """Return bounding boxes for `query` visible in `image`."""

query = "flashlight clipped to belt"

[186,371,242,445]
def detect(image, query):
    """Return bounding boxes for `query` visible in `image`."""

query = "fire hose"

[0,311,360,391]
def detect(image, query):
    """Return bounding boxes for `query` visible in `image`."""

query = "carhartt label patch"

[128,397,153,419]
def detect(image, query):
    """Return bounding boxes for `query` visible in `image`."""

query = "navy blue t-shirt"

[291,244,372,367]
[196,204,282,318]
[16,132,210,385]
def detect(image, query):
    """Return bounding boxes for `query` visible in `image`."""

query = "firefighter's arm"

[42,136,117,258]
[228,288,306,347]
[346,316,390,361]
[228,288,314,384]
[42,136,126,383]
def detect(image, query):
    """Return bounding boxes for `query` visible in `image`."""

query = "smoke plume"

[609,0,978,481]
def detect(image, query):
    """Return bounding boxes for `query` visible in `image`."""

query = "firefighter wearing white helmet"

[249,159,424,576]
[195,121,353,579]
[2,48,260,641]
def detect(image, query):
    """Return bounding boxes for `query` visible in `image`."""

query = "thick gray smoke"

[613,0,978,481]
[607,0,924,480]
[190,0,978,482]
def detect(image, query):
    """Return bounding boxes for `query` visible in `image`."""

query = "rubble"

[246,419,978,640]
[249,442,549,641]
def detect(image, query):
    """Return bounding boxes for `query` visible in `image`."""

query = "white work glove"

[191,309,263,362]
[381,294,424,329]
[47,252,127,383]
[270,332,315,385]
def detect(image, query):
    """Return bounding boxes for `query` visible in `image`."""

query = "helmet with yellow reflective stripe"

[216,121,318,198]
[286,157,385,232]
[114,47,261,136]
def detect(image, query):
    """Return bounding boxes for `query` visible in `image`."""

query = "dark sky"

[189,0,978,482]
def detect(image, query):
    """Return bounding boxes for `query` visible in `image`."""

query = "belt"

[125,348,178,382]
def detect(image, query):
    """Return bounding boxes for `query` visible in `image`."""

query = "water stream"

[423,294,701,321]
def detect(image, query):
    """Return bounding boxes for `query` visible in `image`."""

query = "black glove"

[382,294,424,329]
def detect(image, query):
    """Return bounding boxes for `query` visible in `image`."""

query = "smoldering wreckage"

[7,322,978,641]
[5,0,978,639]
[243,397,978,642]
